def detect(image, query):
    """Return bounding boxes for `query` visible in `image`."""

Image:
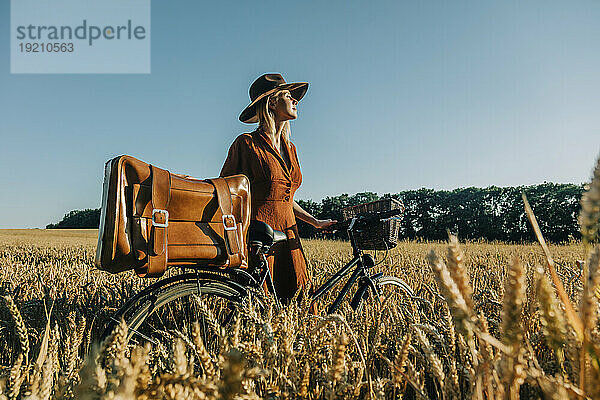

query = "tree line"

[46,209,100,229]
[48,183,584,243]
[296,183,584,243]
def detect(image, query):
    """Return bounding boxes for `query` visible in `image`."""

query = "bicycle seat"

[273,229,287,244]
[248,220,287,249]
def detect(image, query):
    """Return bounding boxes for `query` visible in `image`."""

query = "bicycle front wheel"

[363,275,415,311]
[376,275,415,299]
[102,272,251,355]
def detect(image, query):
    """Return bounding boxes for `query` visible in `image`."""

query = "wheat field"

[0,160,598,399]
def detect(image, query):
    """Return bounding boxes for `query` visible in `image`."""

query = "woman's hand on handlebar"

[314,219,337,230]
[293,201,337,230]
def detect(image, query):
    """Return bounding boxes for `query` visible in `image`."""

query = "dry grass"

[0,158,598,399]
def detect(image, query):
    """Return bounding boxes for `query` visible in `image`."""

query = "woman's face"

[270,90,298,121]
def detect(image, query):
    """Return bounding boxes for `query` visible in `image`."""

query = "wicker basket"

[341,198,404,250]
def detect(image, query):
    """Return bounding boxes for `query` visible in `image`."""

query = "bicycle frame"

[194,214,395,315]
[310,217,383,314]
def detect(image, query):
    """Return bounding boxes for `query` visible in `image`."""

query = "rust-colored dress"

[220,129,312,301]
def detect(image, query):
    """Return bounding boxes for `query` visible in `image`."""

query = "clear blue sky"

[1,1,599,228]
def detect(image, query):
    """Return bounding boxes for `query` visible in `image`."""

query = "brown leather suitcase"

[95,155,250,277]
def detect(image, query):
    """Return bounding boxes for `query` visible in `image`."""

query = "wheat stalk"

[523,193,584,341]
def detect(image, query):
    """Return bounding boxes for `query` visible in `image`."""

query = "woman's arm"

[293,201,337,229]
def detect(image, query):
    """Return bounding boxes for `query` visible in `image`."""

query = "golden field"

[0,226,598,399]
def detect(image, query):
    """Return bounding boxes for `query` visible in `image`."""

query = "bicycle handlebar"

[324,207,404,233]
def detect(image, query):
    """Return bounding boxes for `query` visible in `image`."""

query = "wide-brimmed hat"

[239,73,308,123]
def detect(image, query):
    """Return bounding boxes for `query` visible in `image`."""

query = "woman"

[220,73,335,303]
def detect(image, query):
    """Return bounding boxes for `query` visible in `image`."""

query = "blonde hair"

[256,90,291,144]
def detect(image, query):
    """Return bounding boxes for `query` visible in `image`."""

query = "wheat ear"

[581,247,600,340]
[8,353,23,400]
[535,265,567,361]
[3,295,29,365]
[194,295,222,335]
[37,335,56,400]
[218,348,245,400]
[98,318,128,370]
[173,338,189,377]
[447,233,474,309]
[500,257,526,400]
[298,361,311,399]
[427,250,473,337]
[394,330,412,386]
[330,331,349,387]
[414,327,445,390]
[580,246,600,395]
[502,257,526,346]
[191,321,216,379]
[579,155,600,245]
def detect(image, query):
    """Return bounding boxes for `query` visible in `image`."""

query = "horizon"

[2,1,600,228]
[39,180,587,230]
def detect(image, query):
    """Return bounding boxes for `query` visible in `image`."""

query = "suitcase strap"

[138,165,171,278]
[208,178,244,268]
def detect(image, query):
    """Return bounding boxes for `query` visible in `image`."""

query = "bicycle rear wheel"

[102,272,251,355]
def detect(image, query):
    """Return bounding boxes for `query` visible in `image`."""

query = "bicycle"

[101,206,416,353]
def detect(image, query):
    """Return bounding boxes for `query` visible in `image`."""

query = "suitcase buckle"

[222,214,237,231]
[152,209,169,228]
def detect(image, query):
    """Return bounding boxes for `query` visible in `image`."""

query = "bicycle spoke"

[100,273,247,359]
